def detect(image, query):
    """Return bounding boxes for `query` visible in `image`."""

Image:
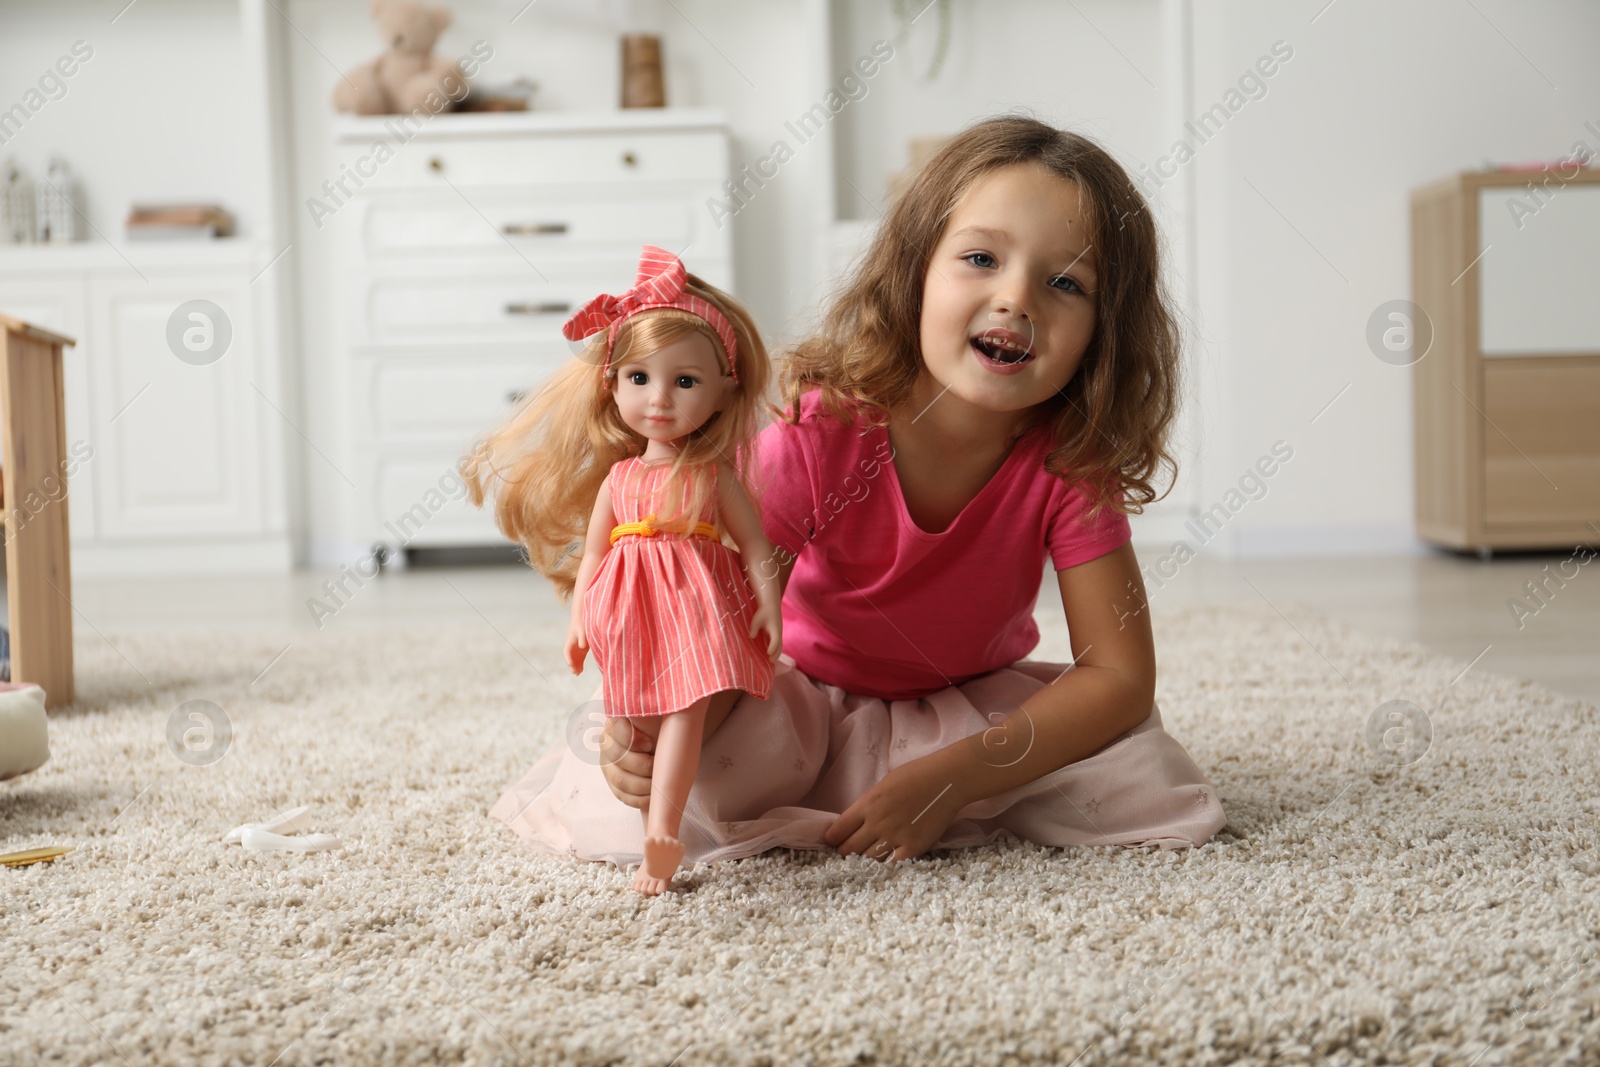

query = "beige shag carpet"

[2,601,1598,1067]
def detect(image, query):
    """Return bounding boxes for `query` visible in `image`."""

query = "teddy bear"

[332,0,466,116]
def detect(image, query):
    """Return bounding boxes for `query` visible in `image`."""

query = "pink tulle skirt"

[488,655,1227,866]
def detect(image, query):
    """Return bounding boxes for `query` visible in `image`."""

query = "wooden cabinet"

[0,315,77,706]
[334,109,733,559]
[1410,168,1600,553]
[0,277,95,547]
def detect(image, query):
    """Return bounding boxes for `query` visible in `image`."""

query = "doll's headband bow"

[561,245,741,382]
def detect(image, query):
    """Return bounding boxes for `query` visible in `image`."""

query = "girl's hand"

[598,716,654,810]
[749,603,783,662]
[564,617,588,675]
[823,755,969,862]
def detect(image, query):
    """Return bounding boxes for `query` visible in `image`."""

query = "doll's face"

[611,331,735,444]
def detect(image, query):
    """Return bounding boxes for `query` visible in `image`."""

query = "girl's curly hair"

[776,113,1185,521]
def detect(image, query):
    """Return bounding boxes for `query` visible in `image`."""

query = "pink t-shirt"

[754,389,1132,701]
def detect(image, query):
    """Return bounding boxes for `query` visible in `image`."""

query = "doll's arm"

[565,472,617,674]
[716,466,784,658]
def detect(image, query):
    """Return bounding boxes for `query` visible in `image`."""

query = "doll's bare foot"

[631,835,686,895]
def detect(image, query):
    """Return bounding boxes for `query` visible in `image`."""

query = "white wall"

[1189,0,1600,555]
[831,0,1174,218]
[0,0,260,241]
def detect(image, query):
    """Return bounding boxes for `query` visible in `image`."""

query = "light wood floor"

[30,548,1600,706]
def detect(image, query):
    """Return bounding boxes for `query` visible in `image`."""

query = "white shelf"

[332,107,730,144]
[0,238,266,272]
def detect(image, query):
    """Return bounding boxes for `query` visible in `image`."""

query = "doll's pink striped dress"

[581,457,774,718]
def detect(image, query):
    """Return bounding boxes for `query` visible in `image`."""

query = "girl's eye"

[628,371,648,385]
[963,252,1082,294]
[676,375,699,389]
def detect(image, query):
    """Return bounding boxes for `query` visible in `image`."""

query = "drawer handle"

[622,151,638,167]
[507,389,528,405]
[501,222,570,236]
[504,301,572,315]
[428,156,444,172]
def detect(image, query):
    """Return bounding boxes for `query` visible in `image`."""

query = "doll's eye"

[676,375,699,389]
[628,371,648,385]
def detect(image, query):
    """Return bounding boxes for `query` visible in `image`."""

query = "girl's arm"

[825,540,1156,860]
[715,465,784,657]
[934,540,1157,802]
[565,473,616,674]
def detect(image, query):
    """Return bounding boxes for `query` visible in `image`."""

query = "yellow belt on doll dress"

[609,513,722,546]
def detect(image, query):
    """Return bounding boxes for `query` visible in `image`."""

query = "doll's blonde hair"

[461,273,770,601]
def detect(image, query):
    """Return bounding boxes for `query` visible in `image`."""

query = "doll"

[462,246,783,895]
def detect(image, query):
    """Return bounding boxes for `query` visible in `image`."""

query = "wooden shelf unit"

[0,315,76,708]
[1410,168,1600,553]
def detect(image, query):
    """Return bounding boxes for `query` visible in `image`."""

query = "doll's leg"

[631,696,710,895]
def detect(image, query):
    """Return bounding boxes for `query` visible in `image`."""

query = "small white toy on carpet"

[0,680,49,782]
[223,805,344,852]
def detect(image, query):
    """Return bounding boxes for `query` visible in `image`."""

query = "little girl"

[490,115,1226,868]
[466,247,783,893]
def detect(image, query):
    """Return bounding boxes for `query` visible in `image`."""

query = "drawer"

[1481,359,1600,525]
[367,450,508,547]
[352,258,734,344]
[354,268,610,344]
[359,191,697,261]
[352,352,569,443]
[344,131,727,190]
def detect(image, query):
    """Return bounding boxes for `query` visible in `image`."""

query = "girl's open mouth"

[970,329,1034,371]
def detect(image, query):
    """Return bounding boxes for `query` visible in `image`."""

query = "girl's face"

[611,331,733,445]
[918,161,1099,419]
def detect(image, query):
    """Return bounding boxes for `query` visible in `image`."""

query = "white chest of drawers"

[333,109,732,561]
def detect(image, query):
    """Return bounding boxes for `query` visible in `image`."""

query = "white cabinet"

[87,274,264,539]
[334,109,733,559]
[0,242,292,573]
